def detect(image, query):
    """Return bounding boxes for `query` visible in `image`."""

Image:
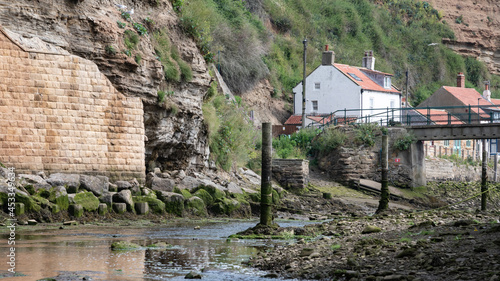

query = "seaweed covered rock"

[193,189,214,206]
[73,191,99,212]
[157,191,184,216]
[186,196,207,216]
[133,194,165,214]
[113,190,134,212]
[111,241,141,251]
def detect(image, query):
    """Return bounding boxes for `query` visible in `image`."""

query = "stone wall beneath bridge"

[0,27,145,181]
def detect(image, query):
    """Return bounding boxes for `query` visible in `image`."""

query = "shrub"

[124,30,139,50]
[135,54,142,64]
[117,21,126,28]
[133,23,148,36]
[178,60,193,82]
[393,133,416,151]
[105,45,116,55]
[312,128,347,153]
[354,123,380,147]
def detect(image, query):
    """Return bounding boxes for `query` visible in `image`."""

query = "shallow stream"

[1,219,319,280]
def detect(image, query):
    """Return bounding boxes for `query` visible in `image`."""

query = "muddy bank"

[249,210,500,281]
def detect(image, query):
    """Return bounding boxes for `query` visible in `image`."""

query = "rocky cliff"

[429,0,500,74]
[0,0,212,173]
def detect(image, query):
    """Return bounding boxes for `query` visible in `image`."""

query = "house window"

[348,73,362,81]
[384,76,391,89]
[314,82,321,90]
[466,140,471,147]
[312,100,318,111]
[444,140,450,146]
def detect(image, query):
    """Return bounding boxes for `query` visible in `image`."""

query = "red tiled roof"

[491,98,500,106]
[334,64,400,94]
[442,86,496,114]
[415,109,463,125]
[308,115,332,124]
[284,115,302,125]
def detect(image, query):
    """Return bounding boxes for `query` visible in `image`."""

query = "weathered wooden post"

[260,122,273,226]
[481,139,488,211]
[377,134,390,213]
[494,153,498,182]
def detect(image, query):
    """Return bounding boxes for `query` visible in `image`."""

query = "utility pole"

[481,139,488,211]
[301,39,307,128]
[260,122,273,226]
[377,134,390,213]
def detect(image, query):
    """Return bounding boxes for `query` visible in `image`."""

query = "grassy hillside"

[174,0,499,106]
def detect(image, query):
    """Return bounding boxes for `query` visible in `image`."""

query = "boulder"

[108,183,118,192]
[227,182,243,194]
[135,202,149,215]
[362,225,382,234]
[115,181,132,191]
[193,189,214,206]
[14,202,25,216]
[52,186,69,211]
[98,203,108,215]
[149,177,175,192]
[239,167,261,185]
[186,196,207,216]
[133,195,165,214]
[46,173,80,192]
[73,191,100,212]
[68,204,84,218]
[110,241,141,250]
[99,192,115,206]
[112,203,127,214]
[178,176,201,191]
[27,219,38,226]
[157,191,184,216]
[18,174,51,191]
[113,190,134,212]
[80,175,109,196]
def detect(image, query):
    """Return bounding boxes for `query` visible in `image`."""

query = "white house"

[292,47,401,123]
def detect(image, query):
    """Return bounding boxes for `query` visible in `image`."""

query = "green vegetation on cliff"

[174,0,498,105]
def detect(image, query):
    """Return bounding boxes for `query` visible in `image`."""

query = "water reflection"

[0,219,318,280]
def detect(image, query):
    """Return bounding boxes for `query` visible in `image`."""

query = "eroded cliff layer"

[429,0,500,74]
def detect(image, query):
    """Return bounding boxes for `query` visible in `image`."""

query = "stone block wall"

[0,28,145,181]
[272,159,309,190]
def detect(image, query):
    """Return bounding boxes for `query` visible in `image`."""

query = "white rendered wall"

[293,65,361,116]
[361,90,401,123]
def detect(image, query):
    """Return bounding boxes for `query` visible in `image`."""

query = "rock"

[27,219,37,225]
[239,167,261,185]
[153,167,162,175]
[227,182,243,194]
[135,202,149,215]
[147,242,171,248]
[14,203,25,216]
[112,203,127,214]
[194,226,201,230]
[68,204,84,218]
[150,177,175,192]
[115,181,132,191]
[133,195,165,214]
[179,176,202,191]
[73,191,100,212]
[108,183,118,192]
[110,241,141,250]
[186,196,207,216]
[193,189,214,206]
[130,185,141,196]
[113,190,134,212]
[362,225,382,234]
[157,191,184,216]
[80,175,109,196]
[18,174,51,191]
[185,271,202,279]
[323,192,332,199]
[99,192,115,206]
[53,186,69,211]
[46,173,80,192]
[63,220,78,226]
[299,248,315,257]
[98,203,108,216]
[263,273,279,278]
[396,247,417,258]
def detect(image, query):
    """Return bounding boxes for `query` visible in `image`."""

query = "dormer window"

[384,76,391,89]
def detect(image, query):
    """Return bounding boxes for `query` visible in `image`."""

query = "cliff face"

[428,0,500,74]
[0,0,212,174]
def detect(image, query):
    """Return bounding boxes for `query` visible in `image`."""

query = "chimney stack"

[321,45,335,66]
[457,72,465,88]
[362,50,375,70]
[483,80,491,101]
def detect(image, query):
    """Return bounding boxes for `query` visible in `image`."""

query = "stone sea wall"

[0,28,145,181]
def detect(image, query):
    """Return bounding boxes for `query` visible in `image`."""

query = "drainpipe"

[301,39,307,129]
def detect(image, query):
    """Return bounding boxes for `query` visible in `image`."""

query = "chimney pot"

[483,80,491,101]
[325,45,329,51]
[457,72,465,88]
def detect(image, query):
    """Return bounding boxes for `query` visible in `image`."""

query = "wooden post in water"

[481,139,488,211]
[260,122,273,226]
[377,134,390,213]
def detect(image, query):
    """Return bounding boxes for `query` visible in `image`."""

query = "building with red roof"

[292,47,401,122]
